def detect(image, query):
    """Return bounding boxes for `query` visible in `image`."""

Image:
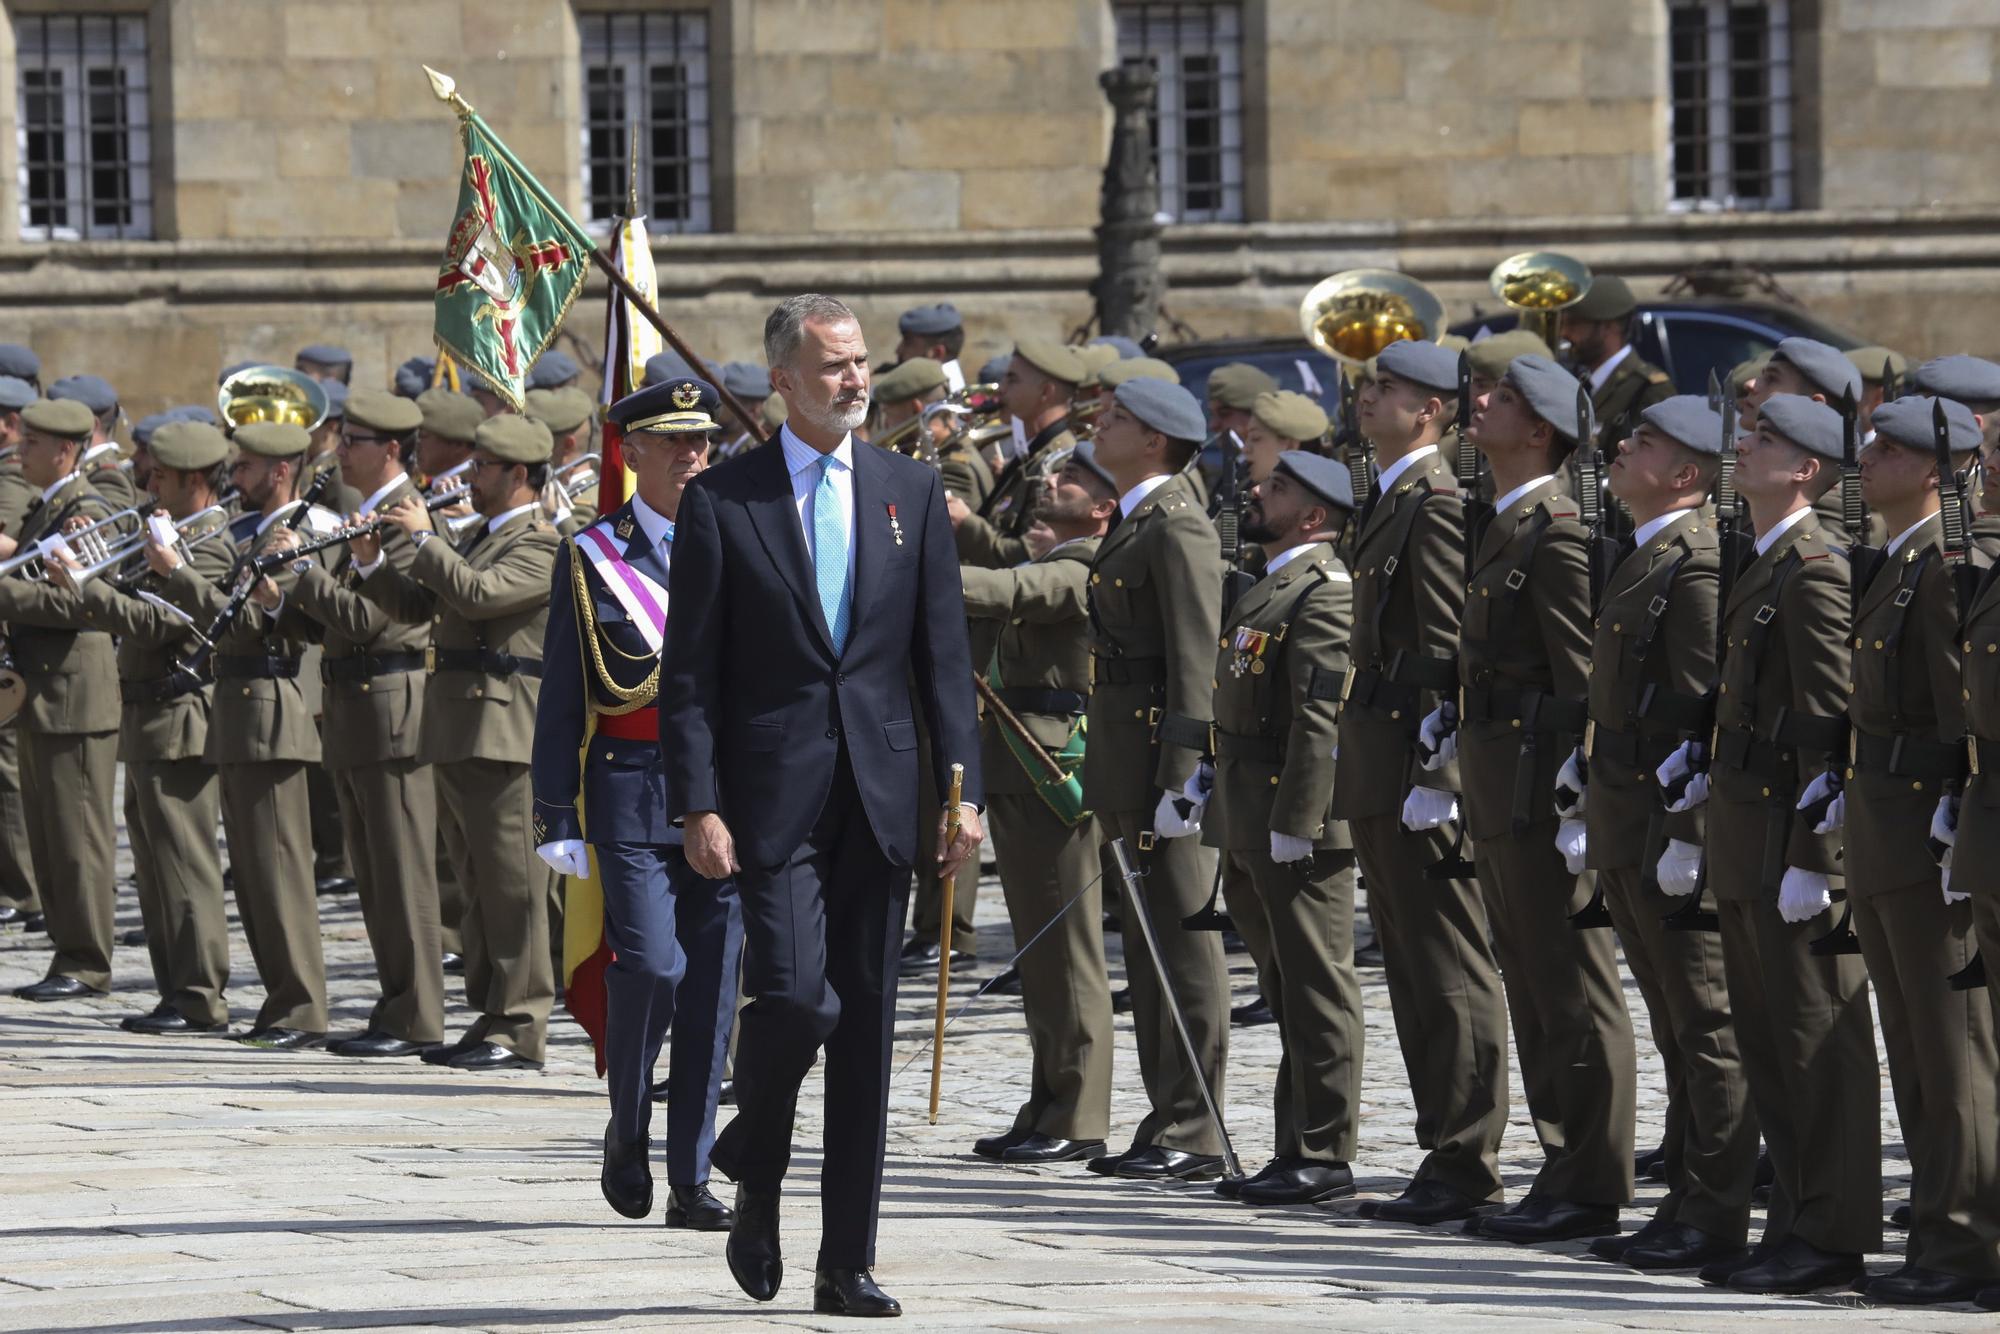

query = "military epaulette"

[1802,549,1833,560]
[1645,369,1670,385]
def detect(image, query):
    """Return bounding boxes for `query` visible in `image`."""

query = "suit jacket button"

[826,727,839,738]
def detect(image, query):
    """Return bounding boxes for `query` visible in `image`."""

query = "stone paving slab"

[0,847,1987,1331]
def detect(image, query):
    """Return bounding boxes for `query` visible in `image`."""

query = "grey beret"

[458,366,495,397]
[169,403,221,426]
[643,351,694,386]
[898,303,961,337]
[1503,354,1594,443]
[1114,377,1207,444]
[527,349,580,390]
[1091,334,1143,360]
[1912,354,2000,408]
[1375,339,1461,394]
[0,376,35,412]
[719,360,772,401]
[1770,336,1861,401]
[1066,438,1118,493]
[1638,395,1726,456]
[132,411,173,446]
[50,374,117,415]
[1756,393,1845,461]
[394,356,435,398]
[0,345,39,382]
[1871,395,1980,455]
[320,379,349,419]
[296,343,352,367]
[1274,450,1355,513]
[976,354,1011,385]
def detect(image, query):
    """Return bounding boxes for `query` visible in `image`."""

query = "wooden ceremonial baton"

[928,764,965,1124]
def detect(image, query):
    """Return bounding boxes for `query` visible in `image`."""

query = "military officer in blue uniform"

[532,376,743,1233]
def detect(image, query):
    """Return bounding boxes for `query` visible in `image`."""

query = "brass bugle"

[0,505,145,579]
[68,505,233,585]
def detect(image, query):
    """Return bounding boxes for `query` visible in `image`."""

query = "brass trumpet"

[1299,269,1446,367]
[62,505,234,588]
[0,505,146,580]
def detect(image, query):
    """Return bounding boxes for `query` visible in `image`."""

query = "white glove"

[1400,785,1459,831]
[1553,746,1588,818]
[1657,741,1710,812]
[1416,706,1458,772]
[1942,849,1966,903]
[1797,771,1844,833]
[1153,788,1201,839]
[1930,794,1958,850]
[1555,817,1588,875]
[1269,830,1314,864]
[1656,838,1703,897]
[1181,759,1216,807]
[536,839,589,879]
[1777,867,1832,924]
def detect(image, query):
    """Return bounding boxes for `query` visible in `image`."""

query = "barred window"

[1668,0,1794,211]
[14,12,153,241]
[1115,2,1245,224]
[579,10,714,233]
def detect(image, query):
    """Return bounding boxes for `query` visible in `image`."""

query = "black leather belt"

[1215,729,1282,762]
[1589,725,1675,769]
[120,674,203,704]
[323,651,426,683]
[1091,654,1165,686]
[1460,684,1587,733]
[1340,653,1457,714]
[1852,728,1961,781]
[1713,710,1848,780]
[428,648,543,678]
[993,686,1088,716]
[214,654,300,680]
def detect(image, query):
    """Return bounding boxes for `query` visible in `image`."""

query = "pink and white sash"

[575,522,668,653]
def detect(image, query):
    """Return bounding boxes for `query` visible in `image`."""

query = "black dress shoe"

[1229,996,1276,1027]
[1633,1143,1666,1179]
[1863,1265,1990,1305]
[664,1183,733,1231]
[1216,1156,1290,1200]
[118,926,147,947]
[1369,1180,1486,1225]
[1110,986,1131,1014]
[446,1040,541,1071]
[1087,1145,1141,1176]
[441,952,465,974]
[421,1035,477,1065]
[601,1124,653,1219]
[13,975,102,1002]
[1890,1202,1912,1228]
[1354,939,1384,968]
[1976,1283,2000,1311]
[122,1007,224,1035]
[1481,1199,1620,1243]
[896,939,970,972]
[315,875,356,897]
[973,1126,1033,1160]
[1699,1236,1775,1286]
[329,1031,434,1058]
[988,964,1022,995]
[0,904,28,927]
[236,1027,323,1050]
[23,912,44,933]
[1726,1236,1862,1294]
[727,1183,782,1302]
[1590,1214,1673,1261]
[1001,1134,1105,1165]
[1112,1146,1225,1181]
[1623,1223,1745,1271]
[1237,1161,1355,1205]
[650,1077,670,1102]
[717,1079,735,1106]
[813,1266,900,1317]
[1464,1194,1549,1236]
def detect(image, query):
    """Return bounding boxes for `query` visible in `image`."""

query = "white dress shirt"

[1754,504,1814,556]
[1117,474,1173,518]
[357,474,407,516]
[1264,542,1320,575]
[1588,343,1635,395]
[484,501,539,536]
[1884,514,1932,558]
[1631,508,1698,549]
[628,491,674,567]
[1374,444,1439,493]
[1493,474,1558,514]
[780,422,857,585]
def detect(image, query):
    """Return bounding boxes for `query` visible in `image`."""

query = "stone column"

[1093,63,1164,342]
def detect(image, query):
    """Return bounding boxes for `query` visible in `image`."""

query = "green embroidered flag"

[433,106,594,412]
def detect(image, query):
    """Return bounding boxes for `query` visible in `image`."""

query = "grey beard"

[799,394,868,436]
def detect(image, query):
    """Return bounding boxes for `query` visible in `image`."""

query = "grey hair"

[764,294,858,370]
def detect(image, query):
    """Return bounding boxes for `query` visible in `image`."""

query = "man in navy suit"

[661,294,984,1318]
[532,377,743,1232]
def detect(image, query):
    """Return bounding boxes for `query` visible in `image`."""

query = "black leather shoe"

[122,1006,223,1035]
[717,1079,735,1106]
[1112,1146,1224,1181]
[1354,939,1384,968]
[1890,1202,1912,1228]
[236,1027,323,1051]
[973,1126,1033,1160]
[1726,1236,1862,1294]
[1481,1199,1620,1243]
[896,939,969,972]
[1464,1194,1549,1236]
[1230,996,1276,1027]
[23,912,44,933]
[421,1035,477,1065]
[1863,1265,1989,1305]
[1215,1157,1289,1200]
[315,875,356,897]
[1699,1236,1775,1286]
[1634,1143,1666,1179]
[601,1124,653,1219]
[1367,1180,1486,1225]
[813,1266,900,1317]
[329,1031,433,1058]
[650,1078,670,1102]
[1001,1134,1105,1165]
[13,975,102,1002]
[441,952,465,974]
[1590,1214,1672,1261]
[1087,1145,1141,1176]
[1237,1162,1355,1205]
[1623,1223,1745,1271]
[664,1183,732,1231]
[118,926,147,947]
[988,964,1022,995]
[726,1183,782,1302]
[446,1040,541,1071]
[0,904,28,927]
[1110,986,1131,1014]
[1976,1283,2000,1311]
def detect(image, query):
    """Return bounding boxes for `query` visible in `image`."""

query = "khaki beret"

[19,398,95,440]
[1251,390,1329,443]
[345,388,423,436]
[474,413,553,465]
[526,386,595,435]
[1466,329,1554,380]
[1073,343,1123,377]
[1728,354,1769,397]
[872,357,948,403]
[1569,273,1639,323]
[1845,345,1907,387]
[417,387,484,444]
[1205,362,1279,409]
[148,420,231,471]
[234,421,311,459]
[1013,337,1086,386]
[1099,357,1181,390]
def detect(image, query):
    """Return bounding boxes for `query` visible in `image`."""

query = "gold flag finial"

[423,65,472,114]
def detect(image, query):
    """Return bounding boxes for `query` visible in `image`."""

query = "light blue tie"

[812,454,851,652]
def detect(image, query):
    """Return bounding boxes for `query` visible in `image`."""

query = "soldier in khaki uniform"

[952,338,1083,570]
[1201,451,1360,1206]
[961,442,1118,1166]
[1826,397,1998,1304]
[157,421,334,1046]
[1240,391,1328,487]
[1201,362,1277,444]
[1,398,122,1002]
[257,390,446,1059]
[875,357,993,511]
[0,375,44,931]
[54,421,234,1032]
[893,302,969,392]
[527,386,599,538]
[1844,346,1907,439]
[354,413,561,1070]
[50,375,138,512]
[1082,377,1228,1181]
[1331,339,1510,1223]
[1578,397,1756,1270]
[1558,275,1673,455]
[1736,338,1863,548]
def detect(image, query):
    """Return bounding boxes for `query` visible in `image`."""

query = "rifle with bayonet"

[1423,350,1483,879]
[1567,380,1615,929]
[1335,366,1373,512]
[1807,386,1871,957]
[1935,399,1988,991]
[1183,428,1256,931]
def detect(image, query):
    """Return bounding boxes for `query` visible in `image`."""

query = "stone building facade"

[0,0,1996,415]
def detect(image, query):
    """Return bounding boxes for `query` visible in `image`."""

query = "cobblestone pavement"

[0,836,1987,1332]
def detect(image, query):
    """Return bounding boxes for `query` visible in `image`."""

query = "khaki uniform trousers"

[1602,866,1755,1242]
[437,757,551,1062]
[1100,810,1228,1155]
[988,792,1112,1141]
[435,767,463,957]
[1977,889,2000,1069]
[129,758,229,1026]
[1350,813,1508,1201]
[334,756,444,1044]
[1852,880,2000,1280]
[21,729,117,989]
[219,760,327,1033]
[1715,898,1882,1255]
[1226,847,1363,1164]
[0,723,39,914]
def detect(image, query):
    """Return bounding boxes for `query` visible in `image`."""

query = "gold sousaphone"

[1487,250,1594,348]
[217,364,332,432]
[1298,268,1446,368]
